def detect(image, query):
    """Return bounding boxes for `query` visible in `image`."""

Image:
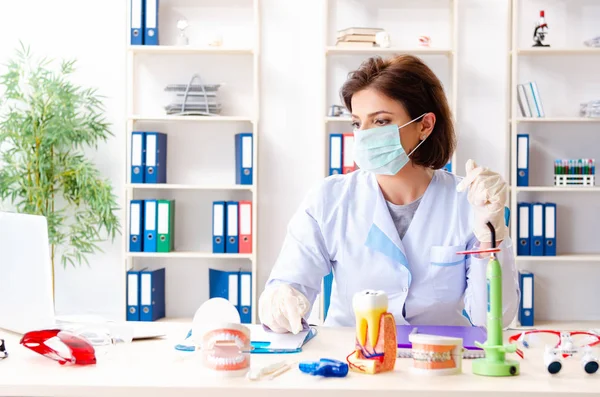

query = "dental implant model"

[346,290,397,374]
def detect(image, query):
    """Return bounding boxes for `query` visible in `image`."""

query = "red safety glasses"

[20,329,96,365]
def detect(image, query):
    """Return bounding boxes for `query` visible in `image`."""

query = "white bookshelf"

[313,0,459,324]
[124,0,260,322]
[508,1,600,322]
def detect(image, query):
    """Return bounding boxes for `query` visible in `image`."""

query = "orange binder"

[239,201,252,254]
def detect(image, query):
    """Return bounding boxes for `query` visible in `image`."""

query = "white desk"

[1,321,600,397]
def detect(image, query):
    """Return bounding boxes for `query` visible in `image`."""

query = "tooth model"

[347,290,397,374]
[201,322,251,377]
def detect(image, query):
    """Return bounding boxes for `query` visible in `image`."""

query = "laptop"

[0,212,165,340]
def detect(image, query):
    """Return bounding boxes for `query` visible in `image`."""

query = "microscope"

[533,10,550,47]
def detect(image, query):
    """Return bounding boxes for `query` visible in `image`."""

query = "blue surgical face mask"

[352,113,429,175]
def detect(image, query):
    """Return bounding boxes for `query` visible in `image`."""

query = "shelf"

[129,115,254,123]
[516,48,600,56]
[126,183,253,191]
[514,186,600,192]
[127,45,254,55]
[513,117,600,123]
[517,254,600,262]
[326,46,453,55]
[126,252,253,260]
[325,116,351,122]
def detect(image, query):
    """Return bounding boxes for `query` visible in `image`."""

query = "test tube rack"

[554,175,595,187]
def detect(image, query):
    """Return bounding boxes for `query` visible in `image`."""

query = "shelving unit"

[124,0,260,322]
[508,0,600,322]
[313,0,459,324]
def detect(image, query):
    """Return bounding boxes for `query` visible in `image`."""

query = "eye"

[374,118,390,126]
[351,121,360,129]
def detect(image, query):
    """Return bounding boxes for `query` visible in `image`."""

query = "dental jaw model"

[409,334,463,376]
[201,323,251,377]
[347,290,397,374]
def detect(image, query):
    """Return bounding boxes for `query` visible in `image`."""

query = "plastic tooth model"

[346,290,397,374]
[409,334,463,376]
[201,323,251,376]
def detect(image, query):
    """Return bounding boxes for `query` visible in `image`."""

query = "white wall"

[0,0,598,322]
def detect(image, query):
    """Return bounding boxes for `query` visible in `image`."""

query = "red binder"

[342,132,356,174]
[239,201,252,254]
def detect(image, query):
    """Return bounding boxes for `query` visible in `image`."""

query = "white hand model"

[456,159,509,243]
[258,284,309,335]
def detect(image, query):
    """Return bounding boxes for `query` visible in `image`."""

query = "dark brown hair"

[340,55,456,170]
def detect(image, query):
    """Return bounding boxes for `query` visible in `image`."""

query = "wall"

[0,0,596,322]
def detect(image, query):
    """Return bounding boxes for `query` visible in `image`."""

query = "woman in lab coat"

[259,54,519,333]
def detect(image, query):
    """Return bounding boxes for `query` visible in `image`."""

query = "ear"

[419,112,436,139]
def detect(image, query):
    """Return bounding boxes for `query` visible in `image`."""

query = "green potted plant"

[0,43,121,296]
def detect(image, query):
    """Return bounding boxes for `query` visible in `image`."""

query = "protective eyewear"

[20,329,96,365]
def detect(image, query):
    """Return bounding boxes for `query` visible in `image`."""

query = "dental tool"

[299,358,348,378]
[247,361,291,381]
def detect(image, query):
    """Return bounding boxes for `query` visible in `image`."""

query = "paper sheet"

[247,324,311,351]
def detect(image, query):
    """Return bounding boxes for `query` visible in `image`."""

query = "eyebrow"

[351,110,395,119]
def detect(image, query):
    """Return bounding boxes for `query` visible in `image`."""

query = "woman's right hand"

[258,284,310,334]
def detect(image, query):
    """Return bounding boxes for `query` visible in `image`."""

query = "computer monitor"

[0,211,55,334]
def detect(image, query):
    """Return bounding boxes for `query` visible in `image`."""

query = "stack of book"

[336,27,384,48]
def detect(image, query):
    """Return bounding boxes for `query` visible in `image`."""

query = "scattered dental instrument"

[532,10,550,47]
[201,322,252,376]
[0,339,7,359]
[247,361,293,381]
[299,358,349,378]
[346,290,397,374]
[457,222,520,377]
[508,330,600,375]
[554,159,595,187]
[408,334,463,376]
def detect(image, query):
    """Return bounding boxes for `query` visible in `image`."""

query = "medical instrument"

[346,290,397,374]
[20,329,97,365]
[459,222,520,377]
[328,104,350,118]
[176,19,189,46]
[532,10,550,47]
[580,101,600,118]
[508,330,600,375]
[0,339,7,359]
[299,358,349,377]
[554,159,595,187]
[201,322,252,376]
[247,360,292,381]
[408,334,463,376]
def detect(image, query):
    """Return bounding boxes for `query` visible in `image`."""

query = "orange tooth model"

[346,290,397,374]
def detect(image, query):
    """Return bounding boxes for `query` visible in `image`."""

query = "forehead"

[350,88,405,117]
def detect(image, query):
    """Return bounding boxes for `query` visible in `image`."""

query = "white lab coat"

[265,169,520,328]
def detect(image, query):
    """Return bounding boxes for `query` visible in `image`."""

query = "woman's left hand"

[456,159,509,243]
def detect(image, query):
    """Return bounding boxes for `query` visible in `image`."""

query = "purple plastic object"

[397,325,487,351]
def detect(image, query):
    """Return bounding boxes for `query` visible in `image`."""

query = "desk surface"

[2,321,600,397]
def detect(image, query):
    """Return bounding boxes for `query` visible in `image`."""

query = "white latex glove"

[456,159,509,243]
[258,284,310,334]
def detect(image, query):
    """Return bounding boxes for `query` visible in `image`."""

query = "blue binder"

[323,272,334,320]
[131,132,146,183]
[144,0,159,45]
[226,201,239,253]
[209,269,252,324]
[126,270,141,321]
[143,199,158,252]
[130,0,145,45]
[329,134,343,175]
[518,271,534,326]
[129,200,144,252]
[144,132,167,184]
[544,203,556,256]
[517,202,531,256]
[517,134,529,186]
[530,202,544,256]
[212,201,226,253]
[140,268,166,321]
[235,133,253,185]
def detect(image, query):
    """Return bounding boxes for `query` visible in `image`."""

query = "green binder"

[157,200,175,252]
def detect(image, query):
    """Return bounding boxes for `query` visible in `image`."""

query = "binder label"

[228,274,238,305]
[241,274,251,306]
[158,202,169,234]
[146,201,156,230]
[343,135,354,167]
[228,204,238,235]
[213,204,224,235]
[331,136,342,169]
[131,0,142,28]
[523,276,533,309]
[131,203,141,235]
[146,134,157,166]
[242,136,252,168]
[141,274,151,305]
[240,203,251,235]
[146,0,157,28]
[517,136,528,168]
[128,274,138,305]
[132,133,143,167]
[533,204,543,236]
[545,206,555,238]
[519,206,529,237]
